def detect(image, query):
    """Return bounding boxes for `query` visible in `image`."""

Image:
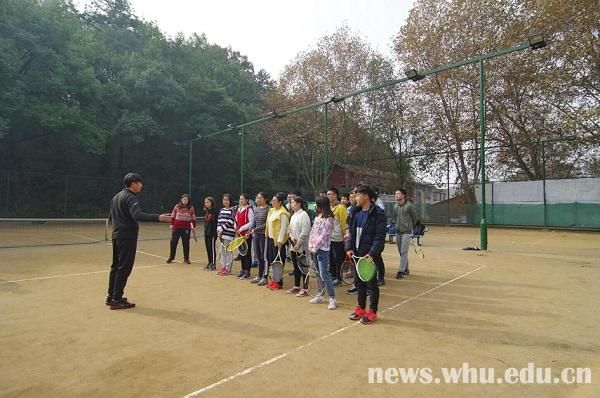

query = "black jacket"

[204,207,218,236]
[109,188,158,240]
[345,204,386,258]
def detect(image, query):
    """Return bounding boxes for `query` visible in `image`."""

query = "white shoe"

[328,298,337,310]
[309,295,324,304]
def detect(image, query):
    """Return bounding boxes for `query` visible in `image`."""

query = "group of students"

[165,184,419,325]
[105,172,417,321]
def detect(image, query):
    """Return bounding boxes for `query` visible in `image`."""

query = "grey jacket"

[394,201,417,234]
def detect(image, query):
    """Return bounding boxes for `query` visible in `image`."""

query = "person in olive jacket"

[394,188,418,279]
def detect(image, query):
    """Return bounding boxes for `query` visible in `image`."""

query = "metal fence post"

[479,59,488,250]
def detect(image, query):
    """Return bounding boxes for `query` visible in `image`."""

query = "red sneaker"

[349,306,366,321]
[267,281,281,290]
[270,283,282,290]
[360,310,377,324]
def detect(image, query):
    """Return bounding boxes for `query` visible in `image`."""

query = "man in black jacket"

[345,184,386,324]
[106,173,170,310]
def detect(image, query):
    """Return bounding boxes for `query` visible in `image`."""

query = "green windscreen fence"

[415,203,600,229]
[381,178,600,230]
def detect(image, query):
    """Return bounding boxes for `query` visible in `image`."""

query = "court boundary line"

[0,249,167,284]
[182,264,487,398]
[66,232,101,243]
[0,263,168,284]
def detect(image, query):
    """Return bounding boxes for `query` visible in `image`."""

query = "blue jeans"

[314,249,335,298]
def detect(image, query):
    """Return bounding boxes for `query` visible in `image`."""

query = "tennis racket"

[219,238,233,267]
[190,223,198,243]
[238,239,248,256]
[307,253,325,297]
[296,250,310,276]
[105,217,111,243]
[269,249,284,283]
[227,235,248,256]
[216,239,222,263]
[340,253,355,285]
[351,254,377,282]
[411,238,425,259]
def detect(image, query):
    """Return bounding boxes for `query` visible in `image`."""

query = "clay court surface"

[1,225,598,397]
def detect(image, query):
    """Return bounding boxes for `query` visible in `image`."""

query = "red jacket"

[235,206,253,236]
[171,204,197,229]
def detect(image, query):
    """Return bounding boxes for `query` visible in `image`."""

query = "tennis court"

[1,225,598,397]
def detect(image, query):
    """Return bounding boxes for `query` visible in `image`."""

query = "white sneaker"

[309,295,324,304]
[328,298,337,310]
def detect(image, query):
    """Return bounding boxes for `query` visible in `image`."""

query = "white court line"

[103,240,167,261]
[183,265,487,398]
[66,232,101,242]
[0,263,166,284]
[0,249,167,284]
[134,249,168,260]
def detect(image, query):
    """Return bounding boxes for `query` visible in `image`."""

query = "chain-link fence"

[0,170,204,218]
[377,179,600,229]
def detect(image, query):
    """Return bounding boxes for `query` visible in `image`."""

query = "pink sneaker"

[296,289,309,297]
[287,287,301,294]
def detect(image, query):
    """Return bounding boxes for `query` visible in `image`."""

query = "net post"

[446,153,450,223]
[479,59,488,250]
[323,103,329,189]
[542,141,547,226]
[188,141,193,199]
[64,175,69,218]
[240,127,245,193]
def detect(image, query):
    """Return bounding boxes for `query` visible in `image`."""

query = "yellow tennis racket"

[227,235,248,256]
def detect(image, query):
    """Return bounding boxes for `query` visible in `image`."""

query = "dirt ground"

[0,226,598,398]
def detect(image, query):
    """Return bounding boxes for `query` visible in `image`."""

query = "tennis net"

[0,218,176,248]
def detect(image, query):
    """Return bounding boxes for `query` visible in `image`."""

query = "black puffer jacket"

[345,204,386,258]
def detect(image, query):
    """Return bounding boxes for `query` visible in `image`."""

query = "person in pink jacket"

[308,196,337,310]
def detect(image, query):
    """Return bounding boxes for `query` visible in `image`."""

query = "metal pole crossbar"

[180,35,546,250]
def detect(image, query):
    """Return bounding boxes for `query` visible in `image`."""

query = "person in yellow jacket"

[264,192,291,289]
[327,187,348,286]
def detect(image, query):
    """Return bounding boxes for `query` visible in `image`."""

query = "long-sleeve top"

[204,207,218,236]
[265,206,290,245]
[170,204,196,229]
[394,201,418,234]
[309,216,334,252]
[235,205,255,236]
[253,206,269,235]
[217,207,236,239]
[288,209,311,252]
[109,188,159,240]
[331,202,348,242]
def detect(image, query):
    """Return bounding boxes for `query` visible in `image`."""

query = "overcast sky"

[75,0,415,79]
